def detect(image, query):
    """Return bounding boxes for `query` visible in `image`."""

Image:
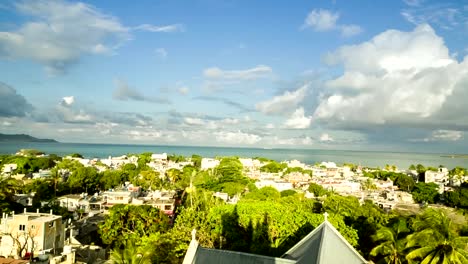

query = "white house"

[425,168,448,184]
[0,210,65,259]
[201,158,220,170]
[255,180,293,192]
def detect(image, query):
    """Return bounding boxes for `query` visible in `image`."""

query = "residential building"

[2,164,17,175]
[0,210,65,259]
[425,168,449,184]
[201,158,220,170]
[255,180,293,192]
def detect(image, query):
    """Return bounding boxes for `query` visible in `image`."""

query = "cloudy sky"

[1,0,468,152]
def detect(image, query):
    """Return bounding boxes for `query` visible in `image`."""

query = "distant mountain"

[0,133,58,143]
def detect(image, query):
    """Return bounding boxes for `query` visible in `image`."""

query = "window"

[19,224,25,231]
[31,225,36,229]
[164,205,172,211]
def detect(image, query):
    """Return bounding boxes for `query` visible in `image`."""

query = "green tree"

[99,205,170,247]
[394,174,415,192]
[370,219,409,264]
[109,240,152,264]
[406,209,468,263]
[308,183,327,197]
[67,166,99,193]
[411,182,440,204]
[280,189,297,197]
[260,161,287,173]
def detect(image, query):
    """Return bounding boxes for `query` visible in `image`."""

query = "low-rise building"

[2,164,17,175]
[425,168,449,184]
[0,210,65,259]
[201,158,220,170]
[255,180,293,192]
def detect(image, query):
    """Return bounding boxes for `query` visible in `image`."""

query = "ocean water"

[0,142,467,169]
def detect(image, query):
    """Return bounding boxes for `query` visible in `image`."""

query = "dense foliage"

[1,152,468,264]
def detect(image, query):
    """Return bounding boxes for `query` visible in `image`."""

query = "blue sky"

[1,0,468,152]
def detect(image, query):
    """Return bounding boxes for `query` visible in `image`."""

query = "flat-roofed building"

[0,210,65,259]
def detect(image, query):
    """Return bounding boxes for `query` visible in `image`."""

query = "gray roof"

[183,218,367,264]
[281,221,367,264]
[189,247,296,264]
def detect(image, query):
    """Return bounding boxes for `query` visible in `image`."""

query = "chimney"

[37,209,40,214]
[50,209,53,215]
[24,208,27,214]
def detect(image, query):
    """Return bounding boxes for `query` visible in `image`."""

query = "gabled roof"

[281,220,367,264]
[189,246,296,264]
[183,214,367,264]
[183,235,295,264]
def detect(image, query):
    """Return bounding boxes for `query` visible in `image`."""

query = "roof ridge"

[322,221,367,263]
[281,221,326,258]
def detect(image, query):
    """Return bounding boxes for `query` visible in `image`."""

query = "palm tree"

[370,219,409,264]
[406,209,468,264]
[108,240,152,264]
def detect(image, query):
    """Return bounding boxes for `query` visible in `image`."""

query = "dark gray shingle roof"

[281,221,367,264]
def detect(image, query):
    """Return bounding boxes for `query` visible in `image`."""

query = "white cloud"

[266,123,275,129]
[340,24,363,37]
[315,24,468,131]
[155,48,168,59]
[0,0,183,74]
[204,65,272,80]
[184,117,205,126]
[134,24,184,33]
[425,130,463,142]
[0,0,130,74]
[256,84,308,115]
[284,107,312,129]
[302,9,339,31]
[60,96,74,107]
[214,131,261,145]
[320,133,334,142]
[302,9,362,37]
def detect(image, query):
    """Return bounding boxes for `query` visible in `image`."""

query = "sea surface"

[0,142,467,169]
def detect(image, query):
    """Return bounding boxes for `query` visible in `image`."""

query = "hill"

[0,133,58,143]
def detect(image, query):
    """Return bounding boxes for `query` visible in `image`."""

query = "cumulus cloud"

[284,108,312,129]
[214,130,261,145]
[302,9,339,31]
[320,133,334,142]
[0,82,33,117]
[204,65,272,80]
[256,84,308,115]
[0,0,130,74]
[0,0,182,74]
[113,79,170,104]
[60,96,74,107]
[302,9,363,37]
[315,24,468,133]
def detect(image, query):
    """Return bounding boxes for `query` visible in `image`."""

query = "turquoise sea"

[0,142,467,169]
